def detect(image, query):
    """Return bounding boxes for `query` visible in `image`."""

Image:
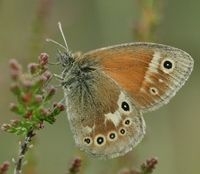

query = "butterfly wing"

[82,42,194,112]
[63,68,145,159]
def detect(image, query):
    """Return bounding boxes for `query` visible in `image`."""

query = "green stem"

[14,130,35,174]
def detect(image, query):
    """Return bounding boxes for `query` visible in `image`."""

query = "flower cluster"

[1,53,65,135]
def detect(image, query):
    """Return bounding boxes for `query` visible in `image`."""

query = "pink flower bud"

[28,63,39,74]
[38,53,49,66]
[9,59,22,80]
[1,124,11,131]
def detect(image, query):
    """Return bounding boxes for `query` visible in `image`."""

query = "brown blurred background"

[0,0,199,174]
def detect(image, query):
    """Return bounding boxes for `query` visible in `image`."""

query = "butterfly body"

[58,42,193,159]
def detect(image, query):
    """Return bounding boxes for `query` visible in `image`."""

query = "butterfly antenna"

[46,21,69,52]
[58,21,69,52]
[46,38,67,51]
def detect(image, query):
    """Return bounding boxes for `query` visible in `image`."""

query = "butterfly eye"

[107,131,117,141]
[94,134,106,146]
[80,66,95,72]
[161,58,175,74]
[121,101,130,111]
[83,137,92,145]
[119,128,126,136]
[123,118,132,127]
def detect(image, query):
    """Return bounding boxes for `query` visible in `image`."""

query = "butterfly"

[47,22,194,159]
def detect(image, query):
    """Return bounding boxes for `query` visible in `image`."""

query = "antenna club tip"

[58,21,62,27]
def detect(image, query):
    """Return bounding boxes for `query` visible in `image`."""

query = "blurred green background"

[0,0,199,174]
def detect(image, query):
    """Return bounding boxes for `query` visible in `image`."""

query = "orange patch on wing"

[96,48,154,97]
[82,46,158,109]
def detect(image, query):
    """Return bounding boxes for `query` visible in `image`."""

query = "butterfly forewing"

[82,43,194,112]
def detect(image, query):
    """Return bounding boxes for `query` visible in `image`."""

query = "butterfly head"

[46,22,98,89]
[57,51,74,68]
[58,52,98,93]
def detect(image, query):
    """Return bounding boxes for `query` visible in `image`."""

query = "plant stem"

[14,130,35,174]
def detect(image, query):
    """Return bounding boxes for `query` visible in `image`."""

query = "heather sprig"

[119,157,158,174]
[1,53,65,174]
[1,53,65,135]
[67,157,82,174]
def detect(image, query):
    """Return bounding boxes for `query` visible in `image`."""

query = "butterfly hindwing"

[63,68,145,159]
